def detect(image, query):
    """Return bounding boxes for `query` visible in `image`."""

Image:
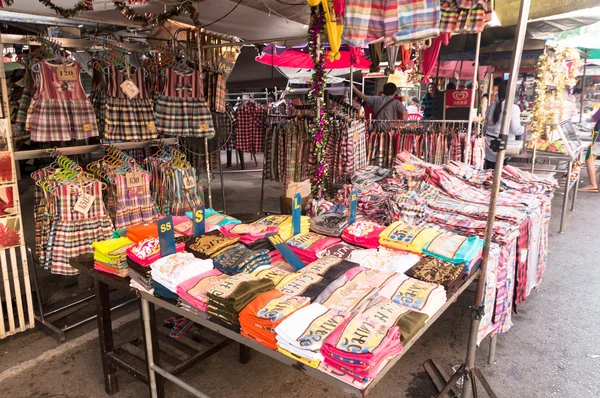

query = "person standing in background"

[421,83,439,120]
[406,97,421,115]
[352,82,406,120]
[578,108,600,193]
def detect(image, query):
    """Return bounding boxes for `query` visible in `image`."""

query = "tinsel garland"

[32,0,92,18]
[308,5,327,198]
[112,1,202,28]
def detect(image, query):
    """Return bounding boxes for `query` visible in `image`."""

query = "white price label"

[120,79,140,99]
[57,66,78,81]
[125,172,144,188]
[183,176,196,189]
[74,193,95,214]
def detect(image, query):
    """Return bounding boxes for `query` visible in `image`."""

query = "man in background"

[352,82,406,120]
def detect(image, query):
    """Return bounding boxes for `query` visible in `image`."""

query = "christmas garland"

[308,5,327,198]
[33,0,93,18]
[112,1,202,29]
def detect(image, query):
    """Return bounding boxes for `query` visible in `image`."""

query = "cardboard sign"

[183,176,196,189]
[57,66,78,81]
[157,217,176,257]
[125,172,144,188]
[445,89,472,108]
[120,79,140,99]
[73,193,95,214]
[267,233,305,271]
[292,193,301,236]
[349,189,358,224]
[193,205,205,237]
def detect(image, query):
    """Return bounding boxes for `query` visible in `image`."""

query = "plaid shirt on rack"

[385,0,440,45]
[234,102,267,153]
[212,74,226,113]
[493,238,517,334]
[513,217,530,311]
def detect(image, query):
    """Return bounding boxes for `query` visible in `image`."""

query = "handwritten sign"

[292,193,301,236]
[445,89,472,108]
[183,176,196,189]
[73,193,95,214]
[125,172,144,188]
[349,189,358,224]
[57,66,78,81]
[120,79,140,99]
[193,205,205,237]
[157,217,176,257]
[267,233,305,271]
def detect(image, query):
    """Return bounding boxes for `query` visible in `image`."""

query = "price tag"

[292,193,301,236]
[157,217,176,257]
[267,233,305,271]
[349,188,358,224]
[57,66,78,81]
[147,121,156,133]
[125,172,143,188]
[199,123,209,131]
[120,79,140,99]
[193,205,205,237]
[83,123,94,132]
[183,176,196,189]
[73,193,95,214]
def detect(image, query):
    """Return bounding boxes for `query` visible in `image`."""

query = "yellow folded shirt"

[379,221,441,253]
[92,237,135,257]
[252,215,310,241]
[276,346,320,369]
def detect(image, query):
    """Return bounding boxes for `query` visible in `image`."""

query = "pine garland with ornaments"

[30,0,93,18]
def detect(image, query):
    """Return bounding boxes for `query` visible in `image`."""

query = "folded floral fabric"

[277,272,333,301]
[126,222,158,243]
[220,224,279,244]
[379,274,446,318]
[299,256,360,281]
[341,221,386,249]
[185,231,240,259]
[348,247,420,274]
[177,269,226,312]
[126,237,186,268]
[150,252,214,293]
[316,242,361,260]
[210,243,271,275]
[252,215,310,241]
[422,232,484,264]
[405,255,468,298]
[286,232,341,264]
[309,213,350,237]
[379,221,441,253]
[240,290,310,350]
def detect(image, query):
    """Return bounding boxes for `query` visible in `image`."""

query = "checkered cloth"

[89,91,106,138]
[440,0,490,34]
[513,217,530,311]
[28,98,99,142]
[112,172,159,229]
[155,94,215,138]
[16,86,33,126]
[212,73,226,113]
[493,239,517,334]
[104,96,157,141]
[234,102,267,153]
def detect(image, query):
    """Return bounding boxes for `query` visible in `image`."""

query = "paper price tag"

[83,123,94,132]
[125,172,144,188]
[183,176,196,189]
[57,66,78,81]
[199,123,209,131]
[267,233,305,271]
[146,121,156,133]
[193,205,205,237]
[120,79,140,99]
[157,217,176,257]
[349,189,358,224]
[292,192,301,236]
[73,193,95,214]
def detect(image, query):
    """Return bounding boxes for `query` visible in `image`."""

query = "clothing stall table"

[69,256,232,398]
[137,271,479,398]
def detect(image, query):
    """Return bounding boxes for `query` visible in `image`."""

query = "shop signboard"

[445,89,472,108]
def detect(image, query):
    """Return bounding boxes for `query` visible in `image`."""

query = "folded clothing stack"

[300,256,360,281]
[239,290,310,350]
[220,224,278,245]
[285,232,341,264]
[205,273,275,331]
[315,268,382,313]
[126,223,158,243]
[186,208,241,230]
[92,237,135,277]
[277,272,334,301]
[422,232,484,265]
[320,298,404,383]
[348,247,420,274]
[252,215,310,241]
[405,255,469,298]
[275,303,350,367]
[316,242,361,260]
[252,265,293,285]
[309,213,349,237]
[341,221,386,249]
[176,269,227,312]
[379,273,447,318]
[210,243,271,275]
[185,231,240,259]
[150,252,213,301]
[379,221,441,253]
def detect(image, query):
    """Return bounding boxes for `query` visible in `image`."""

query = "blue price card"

[349,189,358,224]
[193,205,205,237]
[292,192,301,236]
[157,216,176,257]
[266,233,305,271]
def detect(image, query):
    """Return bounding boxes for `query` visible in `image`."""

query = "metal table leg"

[559,161,572,233]
[488,335,497,364]
[95,280,118,395]
[141,298,159,398]
[571,175,579,211]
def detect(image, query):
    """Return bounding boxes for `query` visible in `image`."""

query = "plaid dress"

[104,65,156,141]
[27,61,99,142]
[112,172,159,229]
[155,68,215,138]
[89,67,107,138]
[234,102,267,153]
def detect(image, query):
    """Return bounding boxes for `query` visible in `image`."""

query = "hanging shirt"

[235,101,268,153]
[485,101,523,162]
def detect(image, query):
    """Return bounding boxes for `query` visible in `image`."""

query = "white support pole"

[465,32,482,164]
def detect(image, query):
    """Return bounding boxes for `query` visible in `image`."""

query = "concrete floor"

[1,156,599,398]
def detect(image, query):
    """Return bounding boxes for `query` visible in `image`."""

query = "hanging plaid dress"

[113,171,159,229]
[27,61,99,142]
[44,180,114,275]
[89,67,107,138]
[155,68,215,138]
[15,68,35,132]
[104,65,156,141]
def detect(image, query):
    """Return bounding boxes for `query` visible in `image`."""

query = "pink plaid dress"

[27,61,99,142]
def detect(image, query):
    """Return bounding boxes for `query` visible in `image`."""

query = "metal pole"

[461,1,531,397]
[579,59,587,123]
[204,137,213,209]
[465,32,482,163]
[350,64,354,109]
[141,299,158,398]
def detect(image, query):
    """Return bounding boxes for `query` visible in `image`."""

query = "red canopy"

[256,49,371,70]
